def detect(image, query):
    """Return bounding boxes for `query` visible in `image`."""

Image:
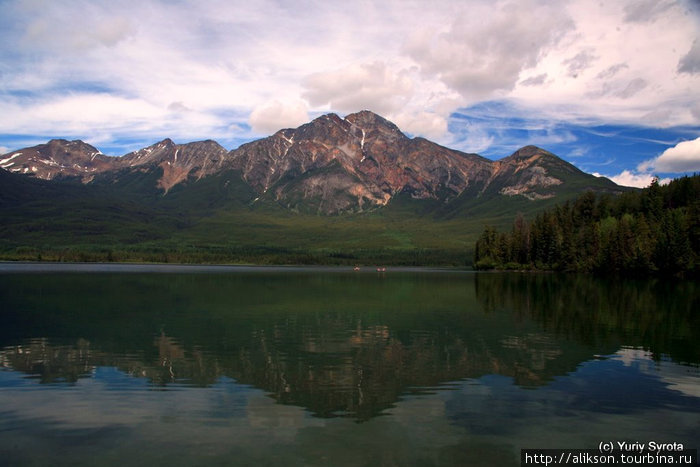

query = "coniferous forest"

[474,175,700,275]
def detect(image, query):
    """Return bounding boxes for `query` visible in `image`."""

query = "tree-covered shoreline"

[474,175,699,276]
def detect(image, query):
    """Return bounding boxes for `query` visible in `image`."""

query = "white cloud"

[602,170,657,188]
[0,94,162,133]
[16,1,136,53]
[390,111,449,142]
[452,131,496,155]
[404,0,572,102]
[593,170,671,188]
[638,137,700,173]
[302,62,414,116]
[248,100,310,135]
[511,0,699,127]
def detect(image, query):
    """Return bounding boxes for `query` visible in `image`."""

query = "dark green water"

[0,264,698,466]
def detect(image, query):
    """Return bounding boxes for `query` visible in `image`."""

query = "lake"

[0,264,698,466]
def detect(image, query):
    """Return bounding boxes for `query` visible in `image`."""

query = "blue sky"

[1,0,699,187]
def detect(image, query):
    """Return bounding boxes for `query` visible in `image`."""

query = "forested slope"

[474,175,699,275]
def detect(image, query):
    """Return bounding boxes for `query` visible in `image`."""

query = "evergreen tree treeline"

[473,175,700,275]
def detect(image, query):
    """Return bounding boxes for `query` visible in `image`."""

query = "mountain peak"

[344,110,402,134]
[47,138,72,146]
[45,139,101,152]
[503,145,588,177]
[506,145,553,160]
[307,113,346,127]
[0,138,110,181]
[154,138,176,148]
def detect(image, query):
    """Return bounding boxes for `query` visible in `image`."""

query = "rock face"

[229,111,493,213]
[0,138,229,192]
[0,139,114,181]
[485,145,584,200]
[118,139,229,191]
[0,111,618,213]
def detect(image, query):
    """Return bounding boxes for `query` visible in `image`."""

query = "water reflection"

[1,338,95,384]
[1,270,697,422]
[474,273,699,363]
[0,335,221,388]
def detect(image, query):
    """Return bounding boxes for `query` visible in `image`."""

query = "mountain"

[0,139,114,181]
[0,110,620,215]
[0,111,626,265]
[229,111,494,213]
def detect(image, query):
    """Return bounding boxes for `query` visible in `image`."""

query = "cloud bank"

[640,137,700,173]
[0,0,698,177]
[249,100,310,135]
[601,171,658,189]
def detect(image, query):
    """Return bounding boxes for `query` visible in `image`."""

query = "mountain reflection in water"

[1,270,697,422]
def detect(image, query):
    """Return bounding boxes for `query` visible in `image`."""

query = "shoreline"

[0,261,473,274]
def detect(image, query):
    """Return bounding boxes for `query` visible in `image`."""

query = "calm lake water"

[0,264,698,466]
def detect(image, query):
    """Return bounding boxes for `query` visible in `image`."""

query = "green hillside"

[0,167,627,266]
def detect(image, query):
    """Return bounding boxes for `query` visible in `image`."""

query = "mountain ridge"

[0,110,620,215]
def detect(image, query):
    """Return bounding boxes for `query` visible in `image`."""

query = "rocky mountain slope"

[229,111,496,213]
[117,139,229,192]
[1,111,619,214]
[0,139,113,181]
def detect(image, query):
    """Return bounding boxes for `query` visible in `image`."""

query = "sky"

[0,0,699,187]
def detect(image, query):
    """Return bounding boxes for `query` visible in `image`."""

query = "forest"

[473,175,700,275]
